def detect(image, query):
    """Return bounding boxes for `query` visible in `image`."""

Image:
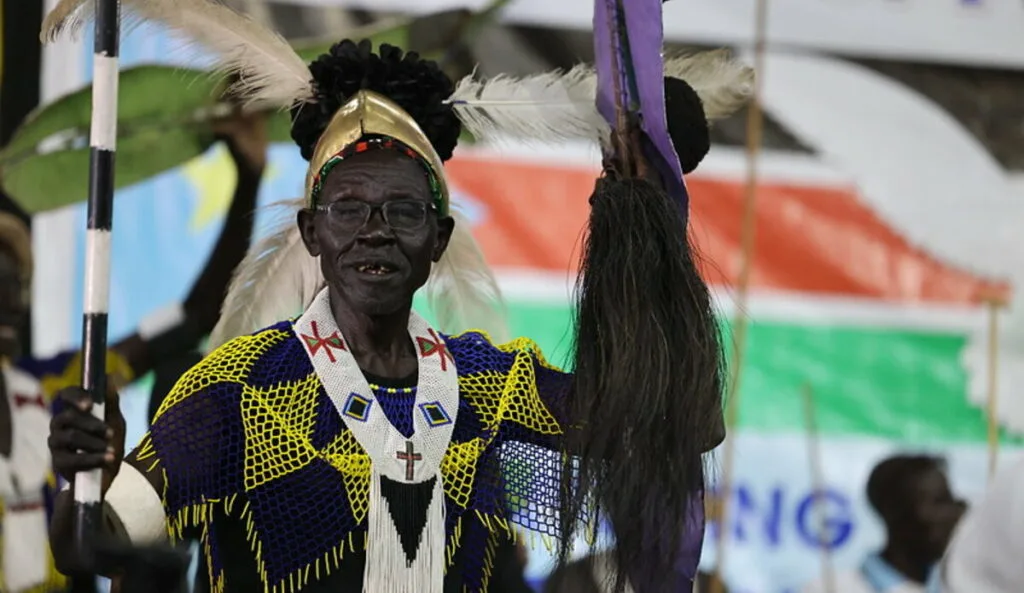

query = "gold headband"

[305,90,450,215]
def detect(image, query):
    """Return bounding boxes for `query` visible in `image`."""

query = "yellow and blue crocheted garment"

[136,320,572,593]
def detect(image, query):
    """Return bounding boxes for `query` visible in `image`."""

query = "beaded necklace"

[367,382,417,395]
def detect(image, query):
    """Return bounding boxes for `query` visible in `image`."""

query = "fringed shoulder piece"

[141,322,297,554]
[445,328,566,373]
[155,322,293,420]
[446,329,571,424]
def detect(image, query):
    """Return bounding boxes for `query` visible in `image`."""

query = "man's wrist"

[237,158,267,177]
[225,141,267,176]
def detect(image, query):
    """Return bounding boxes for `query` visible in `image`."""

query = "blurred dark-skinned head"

[0,213,31,360]
[867,454,967,562]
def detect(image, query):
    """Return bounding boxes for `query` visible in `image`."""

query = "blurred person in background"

[802,454,966,593]
[939,455,1024,593]
[0,112,265,593]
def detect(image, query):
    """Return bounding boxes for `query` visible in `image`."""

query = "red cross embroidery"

[14,393,45,409]
[416,328,453,372]
[396,441,422,481]
[301,321,347,363]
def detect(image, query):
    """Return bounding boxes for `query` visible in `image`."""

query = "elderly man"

[43,1,750,589]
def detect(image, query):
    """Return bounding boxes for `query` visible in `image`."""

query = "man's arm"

[49,451,167,575]
[48,386,168,575]
[28,114,266,404]
[109,113,267,384]
[48,350,242,577]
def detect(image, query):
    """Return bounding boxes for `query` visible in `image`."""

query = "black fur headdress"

[290,40,462,163]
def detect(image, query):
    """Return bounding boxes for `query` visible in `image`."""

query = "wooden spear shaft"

[985,298,1002,480]
[802,383,837,593]
[708,0,768,591]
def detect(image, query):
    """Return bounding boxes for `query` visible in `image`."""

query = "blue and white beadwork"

[418,401,452,427]
[343,392,373,422]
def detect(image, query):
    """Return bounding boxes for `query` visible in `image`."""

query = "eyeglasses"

[315,200,436,231]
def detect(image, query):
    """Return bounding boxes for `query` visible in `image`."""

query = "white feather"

[426,208,508,342]
[208,198,323,351]
[663,50,755,121]
[447,50,753,145]
[40,0,95,42]
[41,0,160,44]
[41,0,314,109]
[449,64,604,145]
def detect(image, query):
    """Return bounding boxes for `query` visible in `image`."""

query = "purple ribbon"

[591,0,705,583]
[592,0,689,213]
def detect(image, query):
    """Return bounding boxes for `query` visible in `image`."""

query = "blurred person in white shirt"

[803,454,965,593]
[939,455,1024,593]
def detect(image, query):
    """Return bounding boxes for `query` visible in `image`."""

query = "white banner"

[518,433,1021,592]
[698,433,1018,593]
[281,0,1024,68]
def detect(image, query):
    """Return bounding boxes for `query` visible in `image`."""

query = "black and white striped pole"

[74,0,121,557]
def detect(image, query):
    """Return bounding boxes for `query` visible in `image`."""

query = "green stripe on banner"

[428,298,1018,446]
[734,323,1010,444]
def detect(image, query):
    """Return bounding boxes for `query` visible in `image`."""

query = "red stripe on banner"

[445,154,1009,306]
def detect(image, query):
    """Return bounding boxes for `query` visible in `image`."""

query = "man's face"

[298,149,453,317]
[902,467,966,560]
[0,247,25,359]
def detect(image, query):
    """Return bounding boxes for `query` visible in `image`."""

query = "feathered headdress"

[41,0,752,139]
[42,0,753,348]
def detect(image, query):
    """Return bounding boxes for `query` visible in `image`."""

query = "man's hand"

[48,384,126,494]
[212,111,269,172]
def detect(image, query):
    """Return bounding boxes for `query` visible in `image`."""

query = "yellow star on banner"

[183,145,235,232]
[183,144,277,232]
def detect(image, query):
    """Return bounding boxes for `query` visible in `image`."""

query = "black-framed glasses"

[315,200,436,231]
